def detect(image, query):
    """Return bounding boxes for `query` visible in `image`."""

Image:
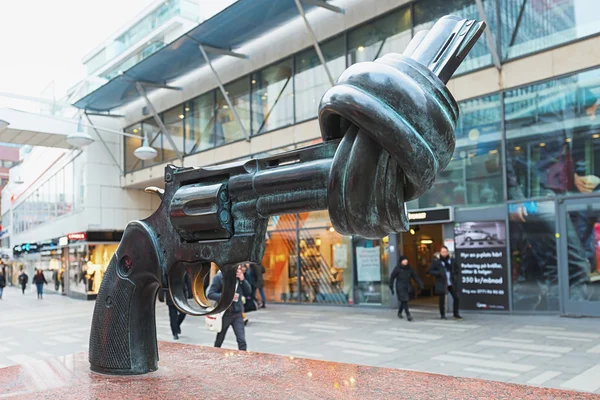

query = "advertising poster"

[356,246,381,282]
[454,221,509,311]
[333,244,348,269]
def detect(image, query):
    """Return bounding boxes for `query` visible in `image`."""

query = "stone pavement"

[1,286,600,395]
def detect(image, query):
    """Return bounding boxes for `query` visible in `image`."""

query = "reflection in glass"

[185,92,215,153]
[412,95,503,209]
[262,229,298,303]
[295,36,346,122]
[505,68,600,201]
[347,6,411,65]
[124,124,143,173]
[509,200,559,311]
[354,237,390,305]
[143,119,163,168]
[414,0,495,74]
[565,202,600,302]
[162,106,185,161]
[252,59,294,134]
[216,78,251,145]
[501,0,600,60]
[299,228,351,304]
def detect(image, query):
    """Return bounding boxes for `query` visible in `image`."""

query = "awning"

[74,0,329,112]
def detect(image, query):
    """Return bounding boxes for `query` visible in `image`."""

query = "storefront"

[13,231,122,300]
[60,231,122,300]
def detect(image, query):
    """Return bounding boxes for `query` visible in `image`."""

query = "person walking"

[18,269,28,295]
[251,262,267,308]
[0,270,6,299]
[158,274,191,340]
[208,265,252,351]
[33,270,48,299]
[52,269,60,291]
[389,256,423,321]
[428,247,462,320]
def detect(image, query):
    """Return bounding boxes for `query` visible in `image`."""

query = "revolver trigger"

[145,186,165,200]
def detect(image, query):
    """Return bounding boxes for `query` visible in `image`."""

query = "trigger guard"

[168,263,238,316]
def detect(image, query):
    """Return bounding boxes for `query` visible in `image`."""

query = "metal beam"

[188,40,248,59]
[84,112,123,174]
[134,82,184,162]
[127,79,182,91]
[475,0,501,71]
[294,0,335,87]
[198,44,250,141]
[509,0,528,47]
[300,0,344,13]
[84,112,125,118]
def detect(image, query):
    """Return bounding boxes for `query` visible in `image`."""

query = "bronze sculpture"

[89,15,485,375]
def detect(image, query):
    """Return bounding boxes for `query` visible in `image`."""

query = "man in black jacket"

[428,247,462,320]
[208,265,252,351]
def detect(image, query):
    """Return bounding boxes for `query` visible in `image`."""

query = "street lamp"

[133,134,158,160]
[66,118,94,147]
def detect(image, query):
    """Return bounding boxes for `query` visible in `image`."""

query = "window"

[347,6,411,65]
[143,119,163,168]
[501,0,600,60]
[162,106,185,161]
[505,68,600,200]
[124,124,143,173]
[414,0,496,74]
[251,58,294,134]
[215,78,251,145]
[2,160,14,168]
[409,94,503,209]
[185,92,216,153]
[64,162,74,214]
[295,35,346,122]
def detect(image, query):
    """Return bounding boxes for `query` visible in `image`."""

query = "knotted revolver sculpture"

[90,15,485,375]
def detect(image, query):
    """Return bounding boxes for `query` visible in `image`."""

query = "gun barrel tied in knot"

[88,15,485,376]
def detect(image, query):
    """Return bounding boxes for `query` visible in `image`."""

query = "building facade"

[7,0,600,316]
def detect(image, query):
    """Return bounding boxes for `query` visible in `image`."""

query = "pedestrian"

[207,265,252,351]
[0,270,6,299]
[33,269,48,299]
[158,274,191,340]
[18,269,28,295]
[389,256,423,321]
[52,269,60,291]
[428,247,463,320]
[251,262,267,308]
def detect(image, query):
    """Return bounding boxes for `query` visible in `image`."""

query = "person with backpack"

[389,256,423,321]
[208,265,252,351]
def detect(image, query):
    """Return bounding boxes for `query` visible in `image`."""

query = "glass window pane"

[124,124,143,173]
[298,228,351,304]
[412,94,503,209]
[414,0,496,74]
[143,119,163,168]
[509,200,559,311]
[215,78,251,145]
[56,169,64,216]
[162,106,185,161]
[295,35,346,122]
[64,162,74,214]
[354,237,391,305]
[505,68,600,200]
[185,92,215,153]
[48,175,56,220]
[251,58,294,134]
[501,0,600,60]
[347,6,411,65]
[262,229,298,303]
[73,154,84,210]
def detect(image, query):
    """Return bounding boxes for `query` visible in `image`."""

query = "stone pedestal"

[0,342,593,399]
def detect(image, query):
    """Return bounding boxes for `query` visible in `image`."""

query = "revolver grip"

[89,221,162,375]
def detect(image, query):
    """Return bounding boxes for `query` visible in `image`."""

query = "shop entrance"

[400,223,444,306]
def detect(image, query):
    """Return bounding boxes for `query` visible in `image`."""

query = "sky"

[0,0,154,100]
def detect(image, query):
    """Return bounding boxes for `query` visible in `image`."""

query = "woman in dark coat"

[389,256,423,321]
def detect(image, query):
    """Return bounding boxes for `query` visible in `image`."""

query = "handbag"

[205,311,224,333]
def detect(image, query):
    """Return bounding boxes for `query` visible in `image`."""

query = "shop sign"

[59,236,69,246]
[14,243,40,254]
[407,207,453,225]
[453,221,509,311]
[67,232,87,241]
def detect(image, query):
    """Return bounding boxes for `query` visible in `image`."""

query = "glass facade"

[13,155,84,234]
[123,0,600,175]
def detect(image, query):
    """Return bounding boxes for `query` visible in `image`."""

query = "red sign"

[67,232,87,241]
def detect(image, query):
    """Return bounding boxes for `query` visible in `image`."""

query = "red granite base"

[0,342,597,399]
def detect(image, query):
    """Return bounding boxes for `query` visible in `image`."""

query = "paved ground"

[1,286,600,395]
